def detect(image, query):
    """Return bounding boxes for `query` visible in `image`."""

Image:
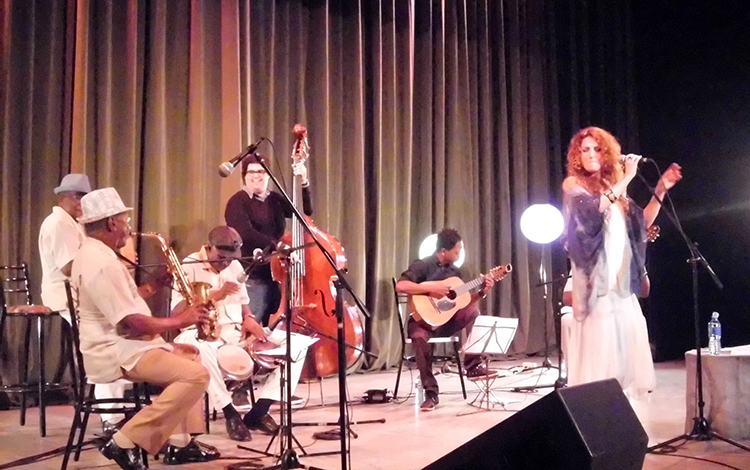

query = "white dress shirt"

[38,206,86,313]
[72,237,172,383]
[170,247,250,335]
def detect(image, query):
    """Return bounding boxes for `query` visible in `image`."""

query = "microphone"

[620,154,651,164]
[218,137,265,177]
[236,247,270,283]
[252,248,266,263]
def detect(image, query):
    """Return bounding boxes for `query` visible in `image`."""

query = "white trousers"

[174,326,307,411]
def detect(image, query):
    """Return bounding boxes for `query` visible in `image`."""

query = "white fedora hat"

[54,173,92,195]
[78,187,133,224]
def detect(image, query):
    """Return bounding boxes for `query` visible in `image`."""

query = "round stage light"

[419,233,466,267]
[520,204,564,244]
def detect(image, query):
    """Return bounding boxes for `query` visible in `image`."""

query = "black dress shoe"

[225,414,253,441]
[99,438,146,470]
[247,413,279,435]
[163,438,221,465]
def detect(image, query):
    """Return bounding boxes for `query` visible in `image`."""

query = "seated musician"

[396,228,497,411]
[72,188,219,470]
[171,225,309,441]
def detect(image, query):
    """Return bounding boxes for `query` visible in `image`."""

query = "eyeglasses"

[212,244,240,252]
[110,215,131,229]
[246,170,267,176]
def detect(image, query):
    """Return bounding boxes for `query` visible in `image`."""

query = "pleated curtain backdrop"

[1,0,636,384]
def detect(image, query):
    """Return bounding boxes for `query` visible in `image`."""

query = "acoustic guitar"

[640,224,661,298]
[409,264,512,329]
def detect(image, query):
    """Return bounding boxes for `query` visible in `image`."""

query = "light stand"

[511,205,564,392]
[633,169,750,455]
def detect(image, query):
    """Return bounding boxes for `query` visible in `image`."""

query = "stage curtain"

[0,0,636,386]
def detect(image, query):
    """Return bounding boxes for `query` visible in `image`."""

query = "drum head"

[217,345,254,380]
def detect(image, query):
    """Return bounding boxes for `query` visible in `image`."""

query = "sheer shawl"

[561,184,647,319]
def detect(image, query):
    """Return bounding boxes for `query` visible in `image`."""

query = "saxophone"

[133,232,221,341]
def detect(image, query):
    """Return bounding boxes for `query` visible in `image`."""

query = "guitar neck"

[452,275,484,296]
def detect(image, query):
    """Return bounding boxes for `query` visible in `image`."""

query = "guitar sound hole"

[446,289,457,300]
[437,300,456,312]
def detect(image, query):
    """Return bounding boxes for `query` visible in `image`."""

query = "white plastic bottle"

[414,376,425,405]
[708,311,722,355]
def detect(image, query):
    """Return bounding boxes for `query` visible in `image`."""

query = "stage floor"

[1,358,749,469]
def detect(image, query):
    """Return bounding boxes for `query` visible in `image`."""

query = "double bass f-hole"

[314,288,334,318]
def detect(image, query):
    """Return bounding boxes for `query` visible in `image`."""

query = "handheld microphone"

[218,137,265,177]
[620,154,651,164]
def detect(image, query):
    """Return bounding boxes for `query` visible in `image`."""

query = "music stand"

[462,316,518,409]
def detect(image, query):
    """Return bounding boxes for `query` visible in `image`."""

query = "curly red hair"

[566,127,623,195]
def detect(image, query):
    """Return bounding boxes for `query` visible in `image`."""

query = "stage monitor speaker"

[424,378,648,470]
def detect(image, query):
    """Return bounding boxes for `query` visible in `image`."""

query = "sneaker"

[420,395,438,411]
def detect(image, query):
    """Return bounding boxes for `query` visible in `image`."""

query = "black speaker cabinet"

[424,378,648,470]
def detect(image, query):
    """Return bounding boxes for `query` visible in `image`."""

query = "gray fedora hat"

[54,174,92,195]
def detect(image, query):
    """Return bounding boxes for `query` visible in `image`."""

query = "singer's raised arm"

[643,163,683,228]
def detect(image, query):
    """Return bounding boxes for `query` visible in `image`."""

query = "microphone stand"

[506,245,565,392]
[238,250,317,470]
[635,167,749,454]
[244,154,375,470]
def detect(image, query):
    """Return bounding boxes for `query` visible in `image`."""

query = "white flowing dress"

[562,203,656,399]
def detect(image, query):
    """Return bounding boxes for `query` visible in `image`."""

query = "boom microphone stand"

[252,152,374,470]
[634,169,750,454]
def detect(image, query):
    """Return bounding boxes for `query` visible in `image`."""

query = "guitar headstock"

[487,264,513,282]
[646,225,660,243]
[291,124,309,165]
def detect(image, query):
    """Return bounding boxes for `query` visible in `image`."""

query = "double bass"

[269,124,364,379]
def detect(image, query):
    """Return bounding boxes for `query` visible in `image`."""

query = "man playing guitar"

[396,228,496,411]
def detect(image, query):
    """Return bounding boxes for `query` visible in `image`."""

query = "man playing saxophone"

[72,188,219,470]
[171,225,309,441]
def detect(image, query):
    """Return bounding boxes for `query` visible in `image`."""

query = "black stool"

[0,263,77,437]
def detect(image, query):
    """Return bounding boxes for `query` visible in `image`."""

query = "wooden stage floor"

[1,358,749,469]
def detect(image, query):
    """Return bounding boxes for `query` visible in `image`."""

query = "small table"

[685,348,750,440]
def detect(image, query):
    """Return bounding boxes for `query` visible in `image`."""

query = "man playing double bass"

[224,153,312,326]
[396,228,497,411]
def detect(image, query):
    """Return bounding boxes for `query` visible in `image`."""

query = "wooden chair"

[0,263,76,437]
[61,279,151,470]
[391,278,466,400]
